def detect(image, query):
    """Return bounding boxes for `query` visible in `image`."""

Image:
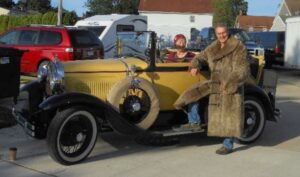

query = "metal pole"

[57,0,63,25]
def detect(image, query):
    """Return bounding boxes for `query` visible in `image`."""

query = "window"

[38,31,62,45]
[79,26,106,36]
[0,30,20,44]
[18,30,39,45]
[117,25,134,32]
[200,28,209,39]
[190,16,195,23]
[68,30,101,47]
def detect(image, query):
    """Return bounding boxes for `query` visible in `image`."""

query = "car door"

[152,62,209,110]
[16,29,40,73]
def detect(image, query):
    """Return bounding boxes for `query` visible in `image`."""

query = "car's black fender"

[38,92,146,136]
[19,80,45,115]
[244,84,276,122]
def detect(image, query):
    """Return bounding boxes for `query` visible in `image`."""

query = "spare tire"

[107,77,160,130]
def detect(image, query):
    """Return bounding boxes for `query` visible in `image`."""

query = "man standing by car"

[174,23,250,155]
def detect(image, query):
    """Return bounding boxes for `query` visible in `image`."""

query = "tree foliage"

[0,11,78,33]
[85,0,139,16]
[26,0,52,13]
[213,0,248,27]
[0,0,14,8]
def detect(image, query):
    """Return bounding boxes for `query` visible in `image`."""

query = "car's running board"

[155,129,206,137]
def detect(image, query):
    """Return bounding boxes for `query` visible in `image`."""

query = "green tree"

[213,0,248,27]
[26,0,52,13]
[85,0,139,16]
[0,0,14,8]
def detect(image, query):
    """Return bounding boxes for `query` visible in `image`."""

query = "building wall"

[279,2,290,16]
[270,1,291,31]
[270,15,286,31]
[140,12,213,42]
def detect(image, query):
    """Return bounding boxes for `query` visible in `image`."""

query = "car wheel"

[237,96,266,144]
[107,77,160,130]
[47,107,98,165]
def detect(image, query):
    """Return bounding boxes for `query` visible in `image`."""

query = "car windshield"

[78,26,106,36]
[229,29,253,42]
[115,31,152,61]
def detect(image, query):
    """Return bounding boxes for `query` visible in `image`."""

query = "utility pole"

[57,0,63,25]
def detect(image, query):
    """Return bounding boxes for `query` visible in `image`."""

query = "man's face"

[215,27,229,44]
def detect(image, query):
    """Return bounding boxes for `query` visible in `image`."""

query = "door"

[152,62,209,110]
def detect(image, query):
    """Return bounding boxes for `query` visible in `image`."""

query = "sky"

[14,0,283,17]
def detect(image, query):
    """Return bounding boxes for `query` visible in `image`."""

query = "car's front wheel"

[238,96,266,144]
[47,107,98,165]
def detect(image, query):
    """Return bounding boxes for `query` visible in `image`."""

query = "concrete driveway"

[1,68,300,177]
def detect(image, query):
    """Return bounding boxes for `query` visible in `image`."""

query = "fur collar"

[207,36,240,61]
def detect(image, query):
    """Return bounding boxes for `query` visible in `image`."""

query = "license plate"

[87,51,94,56]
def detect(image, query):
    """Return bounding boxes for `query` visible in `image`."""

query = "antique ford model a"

[13,31,279,165]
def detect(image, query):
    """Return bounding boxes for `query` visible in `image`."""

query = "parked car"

[248,31,285,68]
[0,47,23,128]
[0,25,104,74]
[13,31,279,165]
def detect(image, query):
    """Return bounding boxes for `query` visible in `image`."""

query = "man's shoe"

[172,123,203,132]
[215,146,233,155]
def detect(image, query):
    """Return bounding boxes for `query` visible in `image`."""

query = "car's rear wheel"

[237,96,266,144]
[107,77,160,130]
[47,107,98,165]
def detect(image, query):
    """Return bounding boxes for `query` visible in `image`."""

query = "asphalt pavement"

[1,68,300,177]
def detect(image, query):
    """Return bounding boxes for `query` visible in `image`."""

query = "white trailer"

[139,12,213,46]
[284,16,300,69]
[75,14,147,58]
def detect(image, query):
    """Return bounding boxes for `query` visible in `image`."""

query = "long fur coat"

[174,36,250,138]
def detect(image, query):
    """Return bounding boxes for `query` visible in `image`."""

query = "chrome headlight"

[37,63,49,82]
[47,58,64,91]
[37,58,64,95]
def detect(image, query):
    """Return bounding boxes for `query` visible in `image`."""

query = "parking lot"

[1,67,300,177]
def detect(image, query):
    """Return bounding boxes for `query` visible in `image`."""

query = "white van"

[75,14,147,58]
[284,16,300,69]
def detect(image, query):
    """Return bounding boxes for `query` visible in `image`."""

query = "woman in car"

[165,34,195,62]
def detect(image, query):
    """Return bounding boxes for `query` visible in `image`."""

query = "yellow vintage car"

[13,31,279,165]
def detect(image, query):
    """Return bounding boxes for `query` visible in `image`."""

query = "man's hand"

[190,68,198,76]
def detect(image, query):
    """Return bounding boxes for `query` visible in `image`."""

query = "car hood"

[63,58,149,73]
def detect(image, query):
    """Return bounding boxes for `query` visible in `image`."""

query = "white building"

[138,0,213,42]
[270,0,300,31]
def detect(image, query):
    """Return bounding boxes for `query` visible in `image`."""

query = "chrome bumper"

[12,107,35,137]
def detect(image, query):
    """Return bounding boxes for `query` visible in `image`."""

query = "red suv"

[0,25,104,73]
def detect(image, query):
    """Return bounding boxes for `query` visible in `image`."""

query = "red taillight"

[65,47,74,60]
[275,45,280,54]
